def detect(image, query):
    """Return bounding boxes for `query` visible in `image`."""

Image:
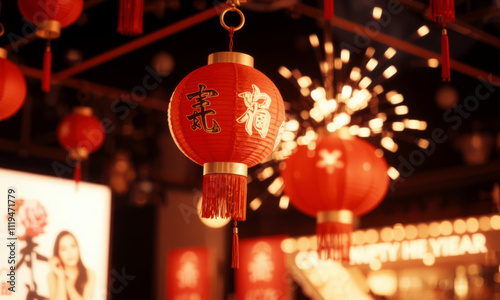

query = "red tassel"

[42,42,52,93]
[429,0,455,24]
[441,29,450,82]
[201,173,247,221]
[232,221,239,269]
[74,162,81,191]
[118,0,144,36]
[324,0,334,20]
[316,221,352,262]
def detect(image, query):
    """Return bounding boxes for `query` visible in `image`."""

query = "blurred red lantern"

[168,52,286,267]
[281,134,389,262]
[0,48,27,121]
[118,0,144,36]
[18,0,84,92]
[57,106,105,186]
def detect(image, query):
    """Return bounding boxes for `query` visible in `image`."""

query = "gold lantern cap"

[208,52,254,67]
[72,106,93,116]
[36,20,61,39]
[0,48,7,59]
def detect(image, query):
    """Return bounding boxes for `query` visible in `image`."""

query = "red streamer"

[324,0,334,20]
[42,43,52,93]
[118,0,144,36]
[74,162,81,191]
[201,173,247,221]
[441,29,451,82]
[232,221,239,269]
[317,221,352,262]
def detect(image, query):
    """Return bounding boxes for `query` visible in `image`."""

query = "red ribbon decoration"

[324,0,334,20]
[429,0,455,82]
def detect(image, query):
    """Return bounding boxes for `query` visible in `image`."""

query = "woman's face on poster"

[58,234,79,267]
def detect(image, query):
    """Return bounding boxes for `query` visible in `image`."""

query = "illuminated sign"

[167,247,210,300]
[0,168,112,299]
[236,236,290,300]
[350,233,487,264]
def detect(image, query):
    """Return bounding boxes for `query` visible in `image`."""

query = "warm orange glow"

[383,65,397,79]
[279,195,290,210]
[384,47,397,59]
[372,7,383,19]
[428,58,439,68]
[309,34,319,47]
[249,198,262,211]
[440,221,453,235]
[417,25,430,37]
[366,58,378,71]
[454,219,467,234]
[278,66,292,79]
[341,49,350,63]
[281,238,297,253]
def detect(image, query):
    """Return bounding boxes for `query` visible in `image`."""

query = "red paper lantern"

[281,134,389,262]
[57,106,105,186]
[168,52,286,268]
[0,48,27,121]
[18,0,84,92]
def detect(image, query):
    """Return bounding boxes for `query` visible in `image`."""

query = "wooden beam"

[294,3,500,85]
[19,65,169,111]
[397,0,500,51]
[53,4,226,81]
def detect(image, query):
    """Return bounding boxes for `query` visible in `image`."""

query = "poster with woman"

[0,168,112,299]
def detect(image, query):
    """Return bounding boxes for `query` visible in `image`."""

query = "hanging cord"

[220,4,245,52]
[228,26,234,51]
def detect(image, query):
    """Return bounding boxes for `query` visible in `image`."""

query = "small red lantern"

[281,134,389,262]
[18,0,84,92]
[0,48,27,121]
[168,52,286,268]
[57,106,105,187]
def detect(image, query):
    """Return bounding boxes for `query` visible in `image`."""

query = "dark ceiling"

[1,0,500,298]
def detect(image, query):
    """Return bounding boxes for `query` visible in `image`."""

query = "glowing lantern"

[0,48,27,121]
[168,52,286,267]
[57,106,105,186]
[281,134,389,262]
[17,0,84,92]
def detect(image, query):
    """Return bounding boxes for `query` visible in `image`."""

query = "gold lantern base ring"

[0,48,7,59]
[36,20,61,40]
[317,210,353,225]
[203,162,248,177]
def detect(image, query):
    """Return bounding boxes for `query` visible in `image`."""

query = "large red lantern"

[168,52,286,267]
[0,48,27,121]
[57,106,105,186]
[281,134,389,262]
[18,0,84,92]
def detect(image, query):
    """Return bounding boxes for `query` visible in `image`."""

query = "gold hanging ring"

[0,24,4,37]
[220,7,245,31]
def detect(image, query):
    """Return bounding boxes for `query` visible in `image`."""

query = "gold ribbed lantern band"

[203,162,248,177]
[208,51,254,67]
[36,20,62,39]
[317,210,353,224]
[0,48,7,59]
